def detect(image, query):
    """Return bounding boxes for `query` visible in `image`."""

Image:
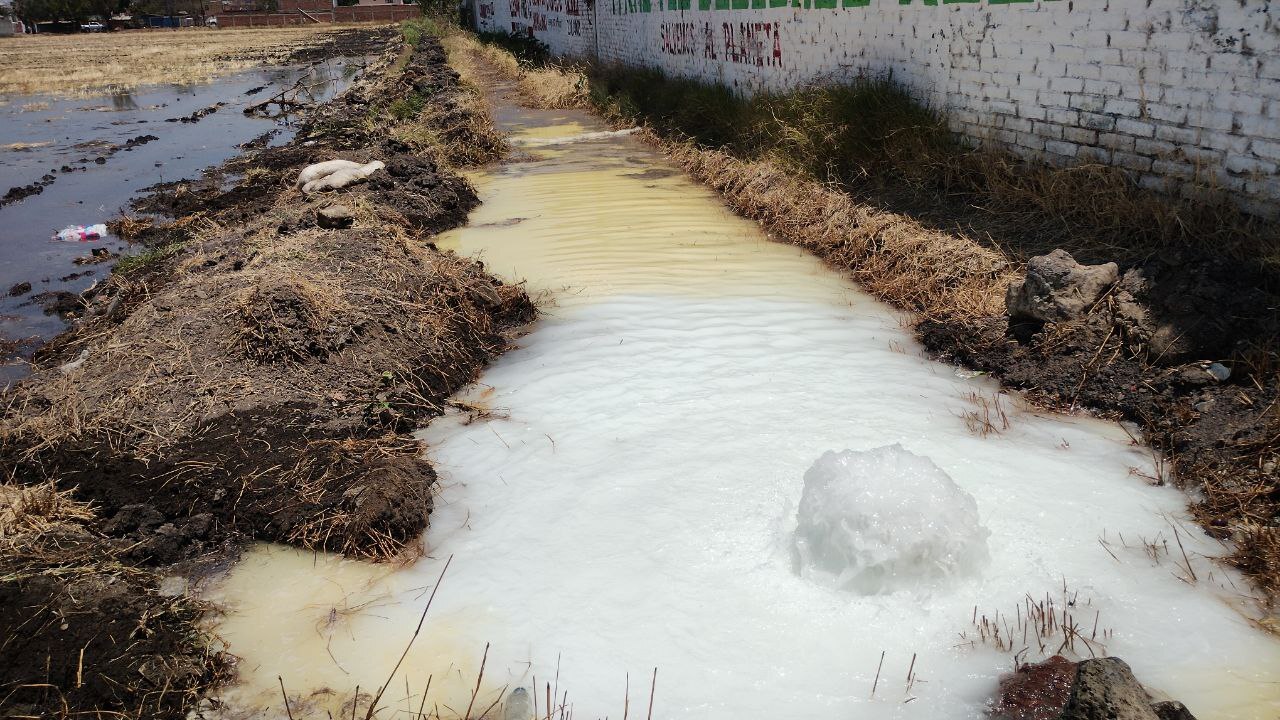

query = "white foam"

[793,445,991,595]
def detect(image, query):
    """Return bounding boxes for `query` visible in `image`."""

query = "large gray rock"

[1006,249,1119,323]
[1060,658,1160,720]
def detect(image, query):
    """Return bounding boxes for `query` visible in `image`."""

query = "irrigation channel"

[204,86,1280,720]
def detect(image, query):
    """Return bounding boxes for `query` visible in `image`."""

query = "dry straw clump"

[663,138,1014,321]
[518,66,590,110]
[0,482,92,543]
[442,31,589,110]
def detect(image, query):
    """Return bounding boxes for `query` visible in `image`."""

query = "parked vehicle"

[205,16,218,27]
[80,21,105,31]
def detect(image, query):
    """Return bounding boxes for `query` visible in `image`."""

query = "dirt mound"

[284,25,401,65]
[1,33,531,719]
[0,484,227,719]
[5,37,531,562]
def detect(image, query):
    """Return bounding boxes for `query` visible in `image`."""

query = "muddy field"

[0,29,531,719]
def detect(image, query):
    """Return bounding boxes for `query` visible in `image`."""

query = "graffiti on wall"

[660,21,781,65]
[630,0,1055,12]
[508,0,585,38]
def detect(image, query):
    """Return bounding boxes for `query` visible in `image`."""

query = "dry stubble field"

[0,24,378,96]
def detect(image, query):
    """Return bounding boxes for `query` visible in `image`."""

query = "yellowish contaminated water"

[203,546,499,719]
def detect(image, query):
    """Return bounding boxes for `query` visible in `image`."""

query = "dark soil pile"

[283,25,402,65]
[0,33,530,719]
[0,485,227,720]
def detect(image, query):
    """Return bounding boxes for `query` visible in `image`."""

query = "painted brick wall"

[476,0,1280,217]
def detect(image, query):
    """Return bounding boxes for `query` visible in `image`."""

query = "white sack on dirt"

[296,159,385,194]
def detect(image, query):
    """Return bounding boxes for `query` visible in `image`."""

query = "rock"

[317,204,355,229]
[1060,658,1160,720]
[7,281,31,296]
[1151,701,1198,720]
[181,513,213,539]
[1206,362,1231,382]
[469,282,502,307]
[502,687,534,720]
[103,504,165,535]
[58,348,90,374]
[993,655,1077,720]
[1173,365,1215,387]
[1007,249,1119,323]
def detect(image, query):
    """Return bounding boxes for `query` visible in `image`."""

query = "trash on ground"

[53,223,107,242]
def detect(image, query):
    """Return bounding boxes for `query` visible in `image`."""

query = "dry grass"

[660,137,1014,321]
[517,66,589,110]
[442,32,521,84]
[442,32,587,110]
[0,25,375,97]
[0,483,92,542]
[961,585,1114,663]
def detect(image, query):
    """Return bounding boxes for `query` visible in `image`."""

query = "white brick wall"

[476,0,1280,216]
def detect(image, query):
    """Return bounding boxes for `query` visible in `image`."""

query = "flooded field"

[201,89,1280,720]
[0,56,368,385]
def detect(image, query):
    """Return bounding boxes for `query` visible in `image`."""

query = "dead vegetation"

[442,32,588,110]
[961,586,1113,663]
[658,139,1014,322]
[957,389,1012,437]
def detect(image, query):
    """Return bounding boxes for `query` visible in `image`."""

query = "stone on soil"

[1006,249,1118,323]
[317,204,355,229]
[1060,658,1160,720]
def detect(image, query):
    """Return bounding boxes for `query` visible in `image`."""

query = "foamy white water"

[204,101,1280,720]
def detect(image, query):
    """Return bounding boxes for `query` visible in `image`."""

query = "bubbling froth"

[793,445,991,595]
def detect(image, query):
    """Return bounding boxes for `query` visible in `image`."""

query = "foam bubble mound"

[792,444,990,595]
